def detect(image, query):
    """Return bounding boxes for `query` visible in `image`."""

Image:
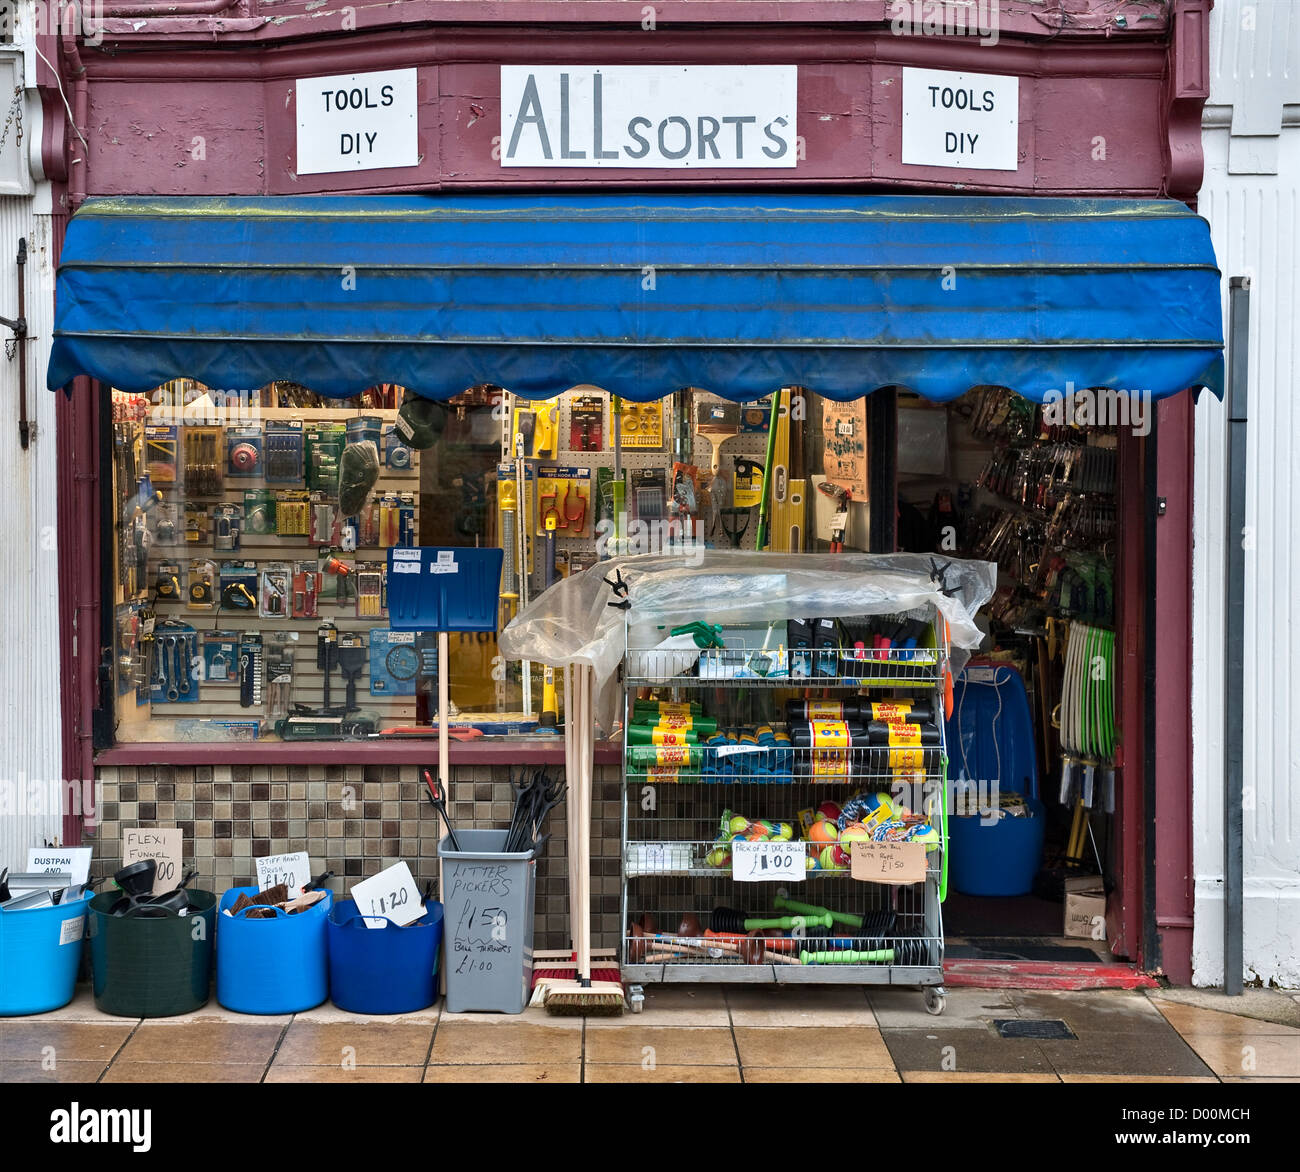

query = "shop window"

[106,383,876,744]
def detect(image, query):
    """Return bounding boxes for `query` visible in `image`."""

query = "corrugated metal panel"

[1195,0,1300,986]
[0,193,64,865]
[1209,0,1300,106]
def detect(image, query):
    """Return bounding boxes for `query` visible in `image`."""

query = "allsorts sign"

[500,66,798,169]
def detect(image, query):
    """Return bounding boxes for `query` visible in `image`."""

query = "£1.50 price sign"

[731,840,806,883]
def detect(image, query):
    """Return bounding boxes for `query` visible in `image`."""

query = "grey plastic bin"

[438,830,537,1014]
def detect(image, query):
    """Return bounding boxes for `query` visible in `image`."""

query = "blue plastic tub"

[0,893,92,1016]
[945,663,1046,897]
[327,898,443,1015]
[216,886,332,1014]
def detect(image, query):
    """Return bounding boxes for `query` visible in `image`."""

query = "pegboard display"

[111,398,421,743]
[499,390,772,596]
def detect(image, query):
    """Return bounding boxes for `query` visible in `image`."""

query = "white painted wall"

[1193,0,1300,987]
[0,10,64,865]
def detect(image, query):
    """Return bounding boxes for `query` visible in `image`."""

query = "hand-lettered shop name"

[501,66,798,169]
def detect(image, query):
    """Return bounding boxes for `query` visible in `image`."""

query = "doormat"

[994,1019,1077,1040]
[946,944,1103,963]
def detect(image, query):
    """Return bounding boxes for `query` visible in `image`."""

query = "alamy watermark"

[889,0,1001,48]
[22,2,105,48]
[595,512,705,565]
[0,775,101,826]
[1043,383,1152,437]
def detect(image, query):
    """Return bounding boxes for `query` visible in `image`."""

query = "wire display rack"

[619,612,951,1013]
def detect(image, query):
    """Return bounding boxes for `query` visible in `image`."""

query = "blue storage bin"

[328,898,443,1015]
[216,886,332,1014]
[0,893,92,1016]
[945,663,1046,897]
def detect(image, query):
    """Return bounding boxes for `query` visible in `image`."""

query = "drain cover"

[994,1019,1077,1040]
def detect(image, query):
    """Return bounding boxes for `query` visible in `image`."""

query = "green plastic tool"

[772,896,863,929]
[800,948,894,964]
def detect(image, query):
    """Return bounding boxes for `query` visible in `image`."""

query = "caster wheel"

[924,986,946,1016]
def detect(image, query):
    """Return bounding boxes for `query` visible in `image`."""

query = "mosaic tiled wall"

[90,763,623,951]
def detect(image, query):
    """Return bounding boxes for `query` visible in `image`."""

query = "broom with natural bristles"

[541,661,625,1015]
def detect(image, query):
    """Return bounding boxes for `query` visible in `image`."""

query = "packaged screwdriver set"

[263,419,305,483]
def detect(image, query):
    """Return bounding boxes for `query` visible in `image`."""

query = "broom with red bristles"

[532,662,625,1015]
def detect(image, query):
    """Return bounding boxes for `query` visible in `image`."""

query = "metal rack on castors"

[618,606,951,1015]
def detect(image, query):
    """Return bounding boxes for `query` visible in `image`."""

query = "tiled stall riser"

[91,764,623,951]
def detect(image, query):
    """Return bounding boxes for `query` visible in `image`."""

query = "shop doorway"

[888,386,1144,967]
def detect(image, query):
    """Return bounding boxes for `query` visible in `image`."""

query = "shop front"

[38,1,1220,982]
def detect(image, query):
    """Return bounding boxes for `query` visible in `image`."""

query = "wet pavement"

[2,984,1297,1083]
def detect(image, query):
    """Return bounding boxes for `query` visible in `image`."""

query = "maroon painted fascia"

[67,31,1185,200]
[96,740,623,767]
[88,0,1172,44]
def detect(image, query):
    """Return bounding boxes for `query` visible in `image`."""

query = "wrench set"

[149,624,200,704]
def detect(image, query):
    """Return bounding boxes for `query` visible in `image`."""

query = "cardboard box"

[1064,875,1106,939]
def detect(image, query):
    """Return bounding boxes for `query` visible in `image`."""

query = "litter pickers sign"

[901,67,1019,171]
[500,65,798,168]
[296,68,419,175]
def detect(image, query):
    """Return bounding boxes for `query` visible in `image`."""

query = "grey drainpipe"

[1223,276,1249,996]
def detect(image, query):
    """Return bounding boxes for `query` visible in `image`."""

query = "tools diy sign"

[296,68,419,175]
[500,65,798,168]
[900,67,1019,171]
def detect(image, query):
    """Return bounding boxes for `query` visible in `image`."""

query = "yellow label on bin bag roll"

[651,728,690,746]
[656,714,693,731]
[807,700,844,720]
[871,701,914,721]
[811,719,850,778]
[655,701,694,716]
[648,764,683,783]
[653,744,692,766]
[886,722,923,771]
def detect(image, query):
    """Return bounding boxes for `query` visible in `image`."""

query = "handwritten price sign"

[350,861,425,928]
[122,828,183,895]
[850,841,927,885]
[731,840,806,883]
[255,851,311,896]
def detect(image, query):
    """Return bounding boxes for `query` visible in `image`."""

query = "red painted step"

[943,959,1160,990]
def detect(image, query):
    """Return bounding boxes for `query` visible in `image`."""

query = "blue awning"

[47,194,1224,404]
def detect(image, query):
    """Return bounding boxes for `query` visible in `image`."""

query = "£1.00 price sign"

[731,840,806,883]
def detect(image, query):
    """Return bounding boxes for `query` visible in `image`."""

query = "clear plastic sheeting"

[498,551,997,735]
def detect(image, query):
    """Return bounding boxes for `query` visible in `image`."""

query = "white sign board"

[256,851,312,896]
[731,840,806,883]
[901,67,1019,171]
[501,65,798,169]
[296,68,419,175]
[27,848,93,888]
[122,828,183,895]
[351,861,425,928]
